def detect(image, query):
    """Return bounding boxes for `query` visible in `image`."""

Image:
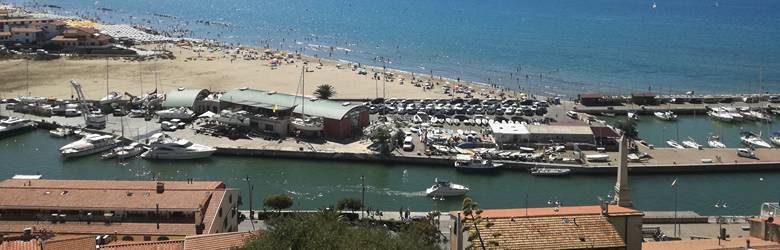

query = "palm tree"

[314,84,336,99]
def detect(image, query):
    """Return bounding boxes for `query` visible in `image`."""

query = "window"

[157,236,170,241]
[121,236,134,241]
[218,208,222,218]
[143,235,151,241]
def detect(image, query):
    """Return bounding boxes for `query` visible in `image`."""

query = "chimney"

[156,182,164,194]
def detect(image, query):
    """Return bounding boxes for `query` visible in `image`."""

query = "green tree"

[461,197,500,248]
[614,118,639,139]
[374,128,392,155]
[241,209,440,250]
[263,194,293,212]
[336,198,363,212]
[313,84,336,99]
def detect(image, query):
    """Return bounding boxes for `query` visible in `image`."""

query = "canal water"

[1,129,778,215]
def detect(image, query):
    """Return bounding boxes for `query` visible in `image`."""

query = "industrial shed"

[490,123,595,147]
[162,88,210,113]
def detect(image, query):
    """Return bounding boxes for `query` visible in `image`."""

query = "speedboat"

[681,137,703,150]
[666,140,685,149]
[454,154,501,173]
[99,91,122,105]
[654,111,678,121]
[740,132,772,149]
[529,167,572,176]
[141,133,216,160]
[116,142,146,160]
[770,132,780,147]
[156,107,195,120]
[60,134,120,158]
[707,136,726,148]
[627,112,639,120]
[0,117,35,138]
[425,178,469,197]
[49,127,73,138]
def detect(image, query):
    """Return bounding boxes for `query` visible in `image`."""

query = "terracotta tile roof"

[0,18,55,24]
[0,221,197,236]
[0,240,40,250]
[452,205,643,219]
[468,215,625,250]
[579,92,606,99]
[43,235,96,250]
[201,191,224,233]
[0,32,10,36]
[0,187,213,211]
[0,179,225,191]
[10,27,41,33]
[49,35,77,42]
[643,236,780,250]
[101,240,185,250]
[183,231,256,250]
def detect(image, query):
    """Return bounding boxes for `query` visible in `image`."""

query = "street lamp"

[361,175,366,219]
[714,200,729,245]
[245,175,255,230]
[671,178,679,237]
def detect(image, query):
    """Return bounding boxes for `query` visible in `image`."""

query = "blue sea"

[11,0,780,96]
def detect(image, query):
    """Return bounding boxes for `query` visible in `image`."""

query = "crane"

[69,80,106,129]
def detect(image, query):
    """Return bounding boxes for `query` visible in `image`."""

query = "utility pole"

[245,175,255,230]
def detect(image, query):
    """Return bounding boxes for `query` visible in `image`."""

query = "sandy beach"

[0,43,518,101]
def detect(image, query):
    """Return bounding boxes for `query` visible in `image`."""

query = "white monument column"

[613,134,634,208]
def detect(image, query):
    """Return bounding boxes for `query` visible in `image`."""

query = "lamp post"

[245,175,255,230]
[714,200,728,245]
[671,178,679,237]
[361,175,366,219]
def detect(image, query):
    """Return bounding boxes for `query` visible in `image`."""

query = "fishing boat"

[740,131,772,149]
[0,117,35,138]
[60,134,121,158]
[707,136,726,148]
[99,91,122,105]
[770,132,780,147]
[681,137,703,149]
[585,154,610,162]
[666,140,685,149]
[654,111,677,121]
[454,154,502,173]
[425,178,469,197]
[529,167,571,176]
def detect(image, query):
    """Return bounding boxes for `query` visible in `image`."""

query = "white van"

[402,136,415,151]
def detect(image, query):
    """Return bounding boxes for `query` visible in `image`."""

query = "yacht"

[141,133,216,160]
[156,107,195,120]
[529,167,572,176]
[60,134,120,158]
[454,154,502,173]
[654,111,678,121]
[0,117,35,138]
[425,178,470,197]
[740,132,772,149]
[681,137,703,149]
[707,136,726,148]
[666,140,685,149]
[708,110,733,122]
[770,132,780,147]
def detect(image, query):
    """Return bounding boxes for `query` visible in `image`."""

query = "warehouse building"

[219,88,369,140]
[162,88,211,113]
[490,122,595,148]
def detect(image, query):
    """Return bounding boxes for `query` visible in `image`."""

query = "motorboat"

[654,111,678,121]
[627,112,639,120]
[291,117,324,131]
[49,127,73,138]
[744,111,772,123]
[666,140,685,149]
[708,110,733,122]
[156,107,195,120]
[585,154,610,162]
[707,136,726,148]
[600,112,616,117]
[129,109,146,118]
[141,133,216,160]
[740,131,772,149]
[529,167,571,176]
[99,91,122,105]
[0,117,35,138]
[770,132,780,146]
[454,154,502,172]
[425,178,469,197]
[60,134,120,158]
[116,142,146,160]
[681,137,703,150]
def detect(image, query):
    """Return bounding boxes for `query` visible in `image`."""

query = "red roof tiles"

[183,232,257,250]
[101,240,185,250]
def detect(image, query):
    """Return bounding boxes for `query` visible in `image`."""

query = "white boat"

[454,154,501,172]
[707,136,726,148]
[740,132,772,149]
[566,111,579,119]
[772,109,780,116]
[425,178,469,197]
[627,112,640,120]
[156,107,195,120]
[99,91,122,105]
[291,117,324,131]
[666,140,685,149]
[60,134,120,158]
[654,111,678,121]
[585,154,610,162]
[49,127,72,138]
[529,167,572,176]
[0,117,35,138]
[129,109,146,118]
[770,132,780,146]
[681,137,703,150]
[708,110,733,122]
[116,142,146,160]
[745,111,772,123]
[141,133,216,160]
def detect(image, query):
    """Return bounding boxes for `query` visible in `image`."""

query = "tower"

[613,134,633,208]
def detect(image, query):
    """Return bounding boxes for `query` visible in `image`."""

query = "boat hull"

[61,144,118,158]
[141,149,215,160]
[0,125,35,139]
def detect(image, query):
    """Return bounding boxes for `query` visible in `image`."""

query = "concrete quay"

[572,101,778,115]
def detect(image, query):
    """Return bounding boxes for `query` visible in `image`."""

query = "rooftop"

[101,240,185,250]
[579,92,606,99]
[221,88,365,120]
[526,124,594,136]
[10,27,41,33]
[183,231,257,250]
[0,188,212,211]
[453,205,643,219]
[643,236,780,250]
[162,88,208,108]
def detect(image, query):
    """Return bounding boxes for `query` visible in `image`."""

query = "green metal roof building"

[162,88,209,109]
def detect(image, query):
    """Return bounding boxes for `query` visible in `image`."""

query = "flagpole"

[672,178,678,237]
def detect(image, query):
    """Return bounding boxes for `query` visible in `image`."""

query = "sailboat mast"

[106,57,109,98]
[302,66,305,118]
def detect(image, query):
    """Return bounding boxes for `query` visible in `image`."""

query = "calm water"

[10,0,780,96]
[1,129,778,215]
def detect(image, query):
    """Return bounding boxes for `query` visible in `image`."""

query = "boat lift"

[69,80,107,129]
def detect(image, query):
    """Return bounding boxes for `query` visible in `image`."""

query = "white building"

[490,122,594,148]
